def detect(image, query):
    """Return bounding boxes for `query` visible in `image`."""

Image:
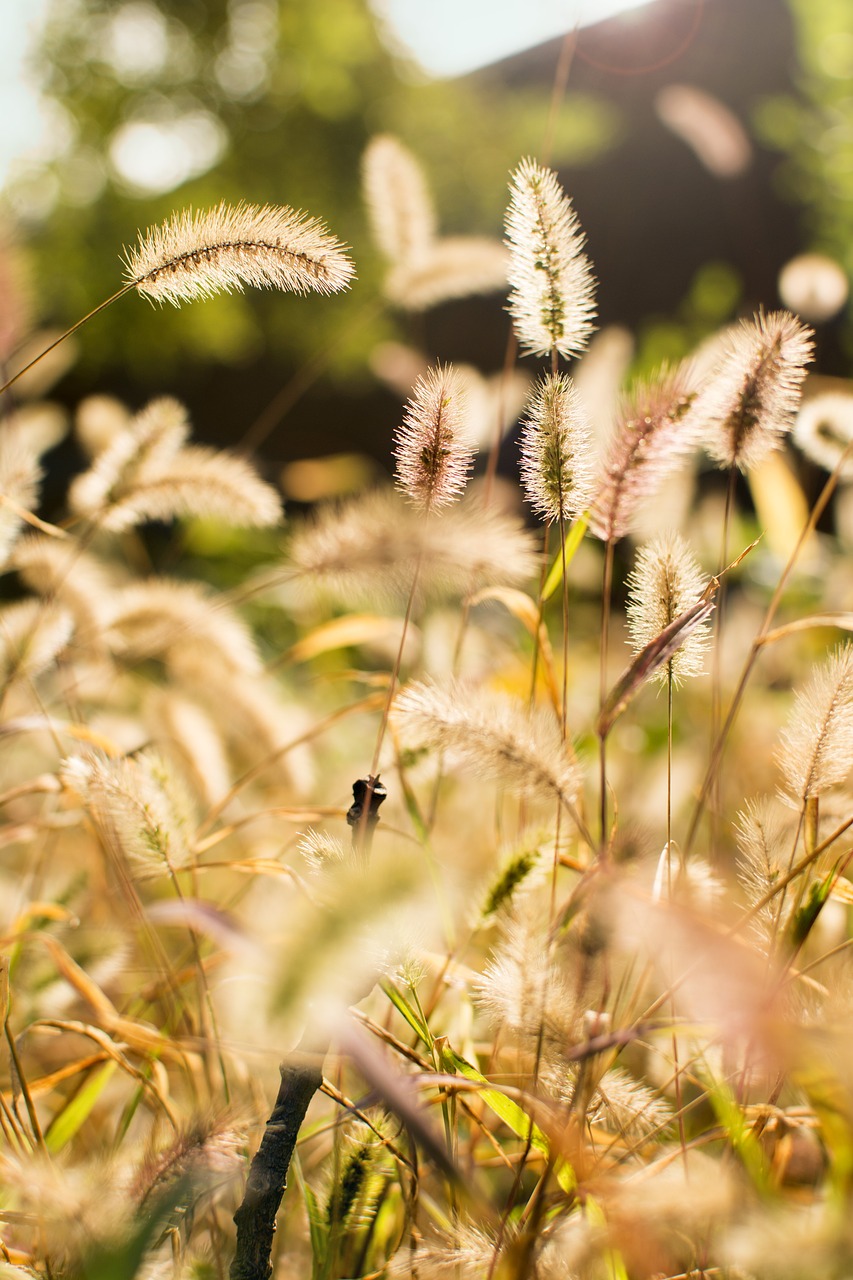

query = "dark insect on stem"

[347,775,387,861]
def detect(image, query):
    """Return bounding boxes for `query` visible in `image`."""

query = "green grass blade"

[542,515,588,603]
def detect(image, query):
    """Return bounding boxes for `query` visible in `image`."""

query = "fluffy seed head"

[362,134,435,265]
[393,364,473,512]
[505,158,596,360]
[384,237,509,310]
[287,489,537,606]
[69,396,281,531]
[588,364,703,541]
[776,643,853,801]
[625,532,710,686]
[391,677,581,812]
[735,798,791,943]
[124,201,355,306]
[0,422,43,567]
[519,372,594,523]
[62,749,195,875]
[698,309,814,472]
[793,391,853,478]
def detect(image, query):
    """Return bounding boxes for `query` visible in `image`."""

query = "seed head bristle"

[385,237,509,310]
[588,364,702,542]
[287,489,537,605]
[625,532,710,686]
[776,643,853,802]
[391,677,580,812]
[698,309,814,472]
[793,391,853,477]
[362,134,436,265]
[519,372,594,524]
[393,364,473,512]
[505,157,596,360]
[124,200,355,306]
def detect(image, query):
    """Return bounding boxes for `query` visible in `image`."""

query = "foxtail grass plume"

[286,489,537,606]
[505,158,596,360]
[69,396,281,531]
[385,236,509,310]
[588,364,702,542]
[124,201,355,306]
[392,677,580,812]
[519,372,594,523]
[735,798,791,943]
[793,391,853,478]
[475,911,575,1047]
[0,423,43,566]
[776,643,853,802]
[698,309,814,472]
[393,364,473,512]
[61,749,194,876]
[625,532,710,686]
[363,135,508,309]
[362,134,436,266]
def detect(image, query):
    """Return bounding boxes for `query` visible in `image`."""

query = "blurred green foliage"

[10,0,620,388]
[756,0,853,293]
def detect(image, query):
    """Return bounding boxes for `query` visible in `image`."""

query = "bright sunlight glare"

[373,0,657,77]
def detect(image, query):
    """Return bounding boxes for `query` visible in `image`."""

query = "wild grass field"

[0,130,852,1280]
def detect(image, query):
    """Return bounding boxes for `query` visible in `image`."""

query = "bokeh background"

[2,0,852,495]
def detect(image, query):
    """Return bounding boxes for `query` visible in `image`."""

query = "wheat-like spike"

[735,798,791,942]
[0,422,44,567]
[586,1067,672,1141]
[505,157,596,360]
[109,579,261,677]
[0,599,74,689]
[74,393,132,459]
[625,532,710,686]
[776,643,853,801]
[362,134,436,265]
[793,391,853,477]
[151,692,232,809]
[89,444,282,532]
[698,309,814,472]
[62,749,195,875]
[385,236,509,310]
[69,395,281,530]
[391,677,581,811]
[588,363,703,541]
[286,490,537,606]
[474,911,576,1047]
[388,1224,503,1280]
[519,372,594,524]
[132,1115,242,1207]
[13,534,119,638]
[69,396,189,519]
[393,364,474,512]
[124,200,355,306]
